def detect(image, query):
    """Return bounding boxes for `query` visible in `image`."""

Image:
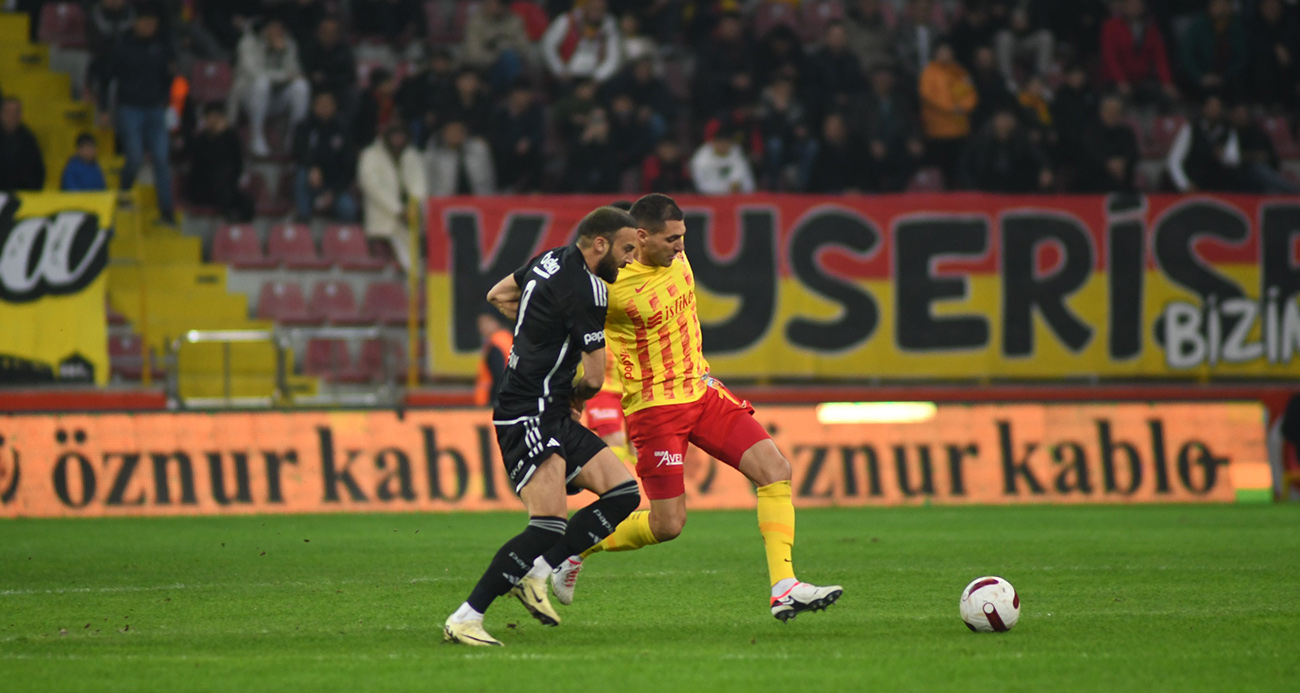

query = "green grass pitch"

[3,505,1298,692]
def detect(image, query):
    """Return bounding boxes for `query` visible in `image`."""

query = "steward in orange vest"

[474,310,514,407]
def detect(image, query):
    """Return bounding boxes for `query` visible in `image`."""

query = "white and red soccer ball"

[960,576,1020,633]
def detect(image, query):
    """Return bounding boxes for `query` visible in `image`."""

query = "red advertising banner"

[425,194,1300,381]
[0,403,1270,518]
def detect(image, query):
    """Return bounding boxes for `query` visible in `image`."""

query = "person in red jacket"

[1099,0,1179,107]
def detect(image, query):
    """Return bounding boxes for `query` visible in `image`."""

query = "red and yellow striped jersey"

[605,254,709,415]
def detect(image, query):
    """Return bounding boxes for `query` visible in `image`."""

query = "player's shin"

[539,480,640,568]
[756,480,797,587]
[462,516,567,615]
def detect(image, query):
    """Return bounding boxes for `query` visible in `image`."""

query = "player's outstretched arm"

[574,347,606,401]
[487,274,522,320]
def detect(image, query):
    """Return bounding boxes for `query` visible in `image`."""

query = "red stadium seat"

[257,281,317,325]
[108,333,162,380]
[190,60,234,104]
[752,1,800,39]
[1259,116,1300,159]
[361,281,412,326]
[309,280,366,325]
[304,338,369,382]
[323,224,386,270]
[267,223,330,269]
[38,3,87,48]
[801,0,845,42]
[212,224,275,269]
[357,338,408,382]
[1149,115,1187,159]
[907,167,945,192]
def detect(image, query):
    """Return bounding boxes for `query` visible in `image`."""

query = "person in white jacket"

[541,0,622,84]
[228,19,311,157]
[690,125,757,194]
[358,123,427,273]
[425,120,497,196]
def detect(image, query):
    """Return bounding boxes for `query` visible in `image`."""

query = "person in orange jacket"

[919,41,977,186]
[473,308,514,407]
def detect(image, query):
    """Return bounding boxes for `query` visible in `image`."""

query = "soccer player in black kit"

[444,206,642,646]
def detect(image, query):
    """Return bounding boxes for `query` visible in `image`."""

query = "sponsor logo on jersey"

[653,450,683,467]
[533,251,560,278]
[583,331,604,345]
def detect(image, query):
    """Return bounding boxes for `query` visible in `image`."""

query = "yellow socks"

[756,480,797,586]
[579,509,658,558]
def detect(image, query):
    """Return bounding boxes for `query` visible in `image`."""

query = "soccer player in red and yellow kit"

[551,194,843,621]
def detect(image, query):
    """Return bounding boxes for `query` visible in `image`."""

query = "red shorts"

[584,390,625,438]
[625,378,771,500]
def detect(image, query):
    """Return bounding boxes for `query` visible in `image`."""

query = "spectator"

[1051,63,1100,169]
[488,81,545,193]
[358,122,426,273]
[293,91,358,222]
[86,0,136,100]
[1038,0,1109,58]
[690,122,756,194]
[854,66,924,191]
[641,139,691,193]
[0,98,45,191]
[1077,95,1139,193]
[1017,75,1053,145]
[1166,95,1241,193]
[1179,0,1248,101]
[808,21,866,119]
[186,103,252,222]
[606,91,661,178]
[808,112,868,193]
[396,50,455,145]
[102,4,174,223]
[352,0,424,45]
[60,133,108,192]
[541,0,622,84]
[948,1,1000,69]
[1100,0,1178,107]
[300,16,357,115]
[230,19,311,158]
[462,0,530,94]
[604,56,676,126]
[474,308,513,407]
[1230,104,1300,194]
[425,120,496,196]
[554,78,602,145]
[959,109,1053,192]
[561,108,621,193]
[919,42,978,185]
[754,23,807,90]
[619,13,658,68]
[894,0,943,86]
[995,5,1053,93]
[353,68,400,150]
[758,75,817,191]
[446,69,493,137]
[196,0,264,54]
[969,45,1017,133]
[1250,0,1300,110]
[843,0,896,72]
[274,0,326,49]
[693,12,757,119]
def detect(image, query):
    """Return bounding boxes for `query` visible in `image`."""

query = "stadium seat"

[38,3,86,49]
[108,333,163,381]
[907,167,945,192]
[212,224,276,269]
[190,60,233,104]
[323,224,386,270]
[304,338,369,382]
[1259,116,1300,159]
[1149,115,1187,159]
[357,338,407,382]
[752,1,800,38]
[308,280,366,325]
[801,0,845,43]
[361,281,412,325]
[257,281,317,325]
[267,223,330,269]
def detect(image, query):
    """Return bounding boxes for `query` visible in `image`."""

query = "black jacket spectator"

[948,1,1002,68]
[968,47,1017,133]
[807,22,865,121]
[187,109,251,221]
[100,26,172,109]
[273,0,327,48]
[396,52,455,141]
[606,92,658,174]
[959,112,1052,193]
[808,113,868,193]
[854,69,924,191]
[561,109,620,193]
[1078,120,1139,193]
[1250,0,1300,109]
[1166,98,1241,193]
[445,70,493,137]
[641,140,691,193]
[0,100,45,191]
[300,18,356,101]
[603,57,677,124]
[87,0,135,57]
[489,85,545,192]
[294,112,355,193]
[1050,66,1100,166]
[197,0,264,52]
[693,13,757,118]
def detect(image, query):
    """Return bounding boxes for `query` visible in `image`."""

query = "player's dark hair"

[576,206,636,245]
[608,200,633,211]
[629,193,683,234]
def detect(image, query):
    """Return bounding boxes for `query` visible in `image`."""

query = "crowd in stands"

[5,0,1300,236]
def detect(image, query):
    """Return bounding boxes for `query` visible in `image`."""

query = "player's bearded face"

[596,227,639,282]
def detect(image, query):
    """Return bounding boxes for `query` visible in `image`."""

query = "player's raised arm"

[486,274,522,320]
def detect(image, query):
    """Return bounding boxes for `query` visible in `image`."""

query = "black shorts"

[493,408,607,495]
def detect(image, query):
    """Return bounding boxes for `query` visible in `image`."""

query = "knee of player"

[651,512,686,542]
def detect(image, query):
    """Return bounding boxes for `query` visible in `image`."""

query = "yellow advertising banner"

[0,403,1268,518]
[0,191,115,386]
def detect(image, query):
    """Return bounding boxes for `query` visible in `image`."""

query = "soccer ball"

[959,576,1020,633]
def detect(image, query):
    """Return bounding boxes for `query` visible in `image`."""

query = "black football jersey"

[496,244,608,416]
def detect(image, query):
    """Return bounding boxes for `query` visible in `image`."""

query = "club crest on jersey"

[533,252,560,278]
[653,450,684,467]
